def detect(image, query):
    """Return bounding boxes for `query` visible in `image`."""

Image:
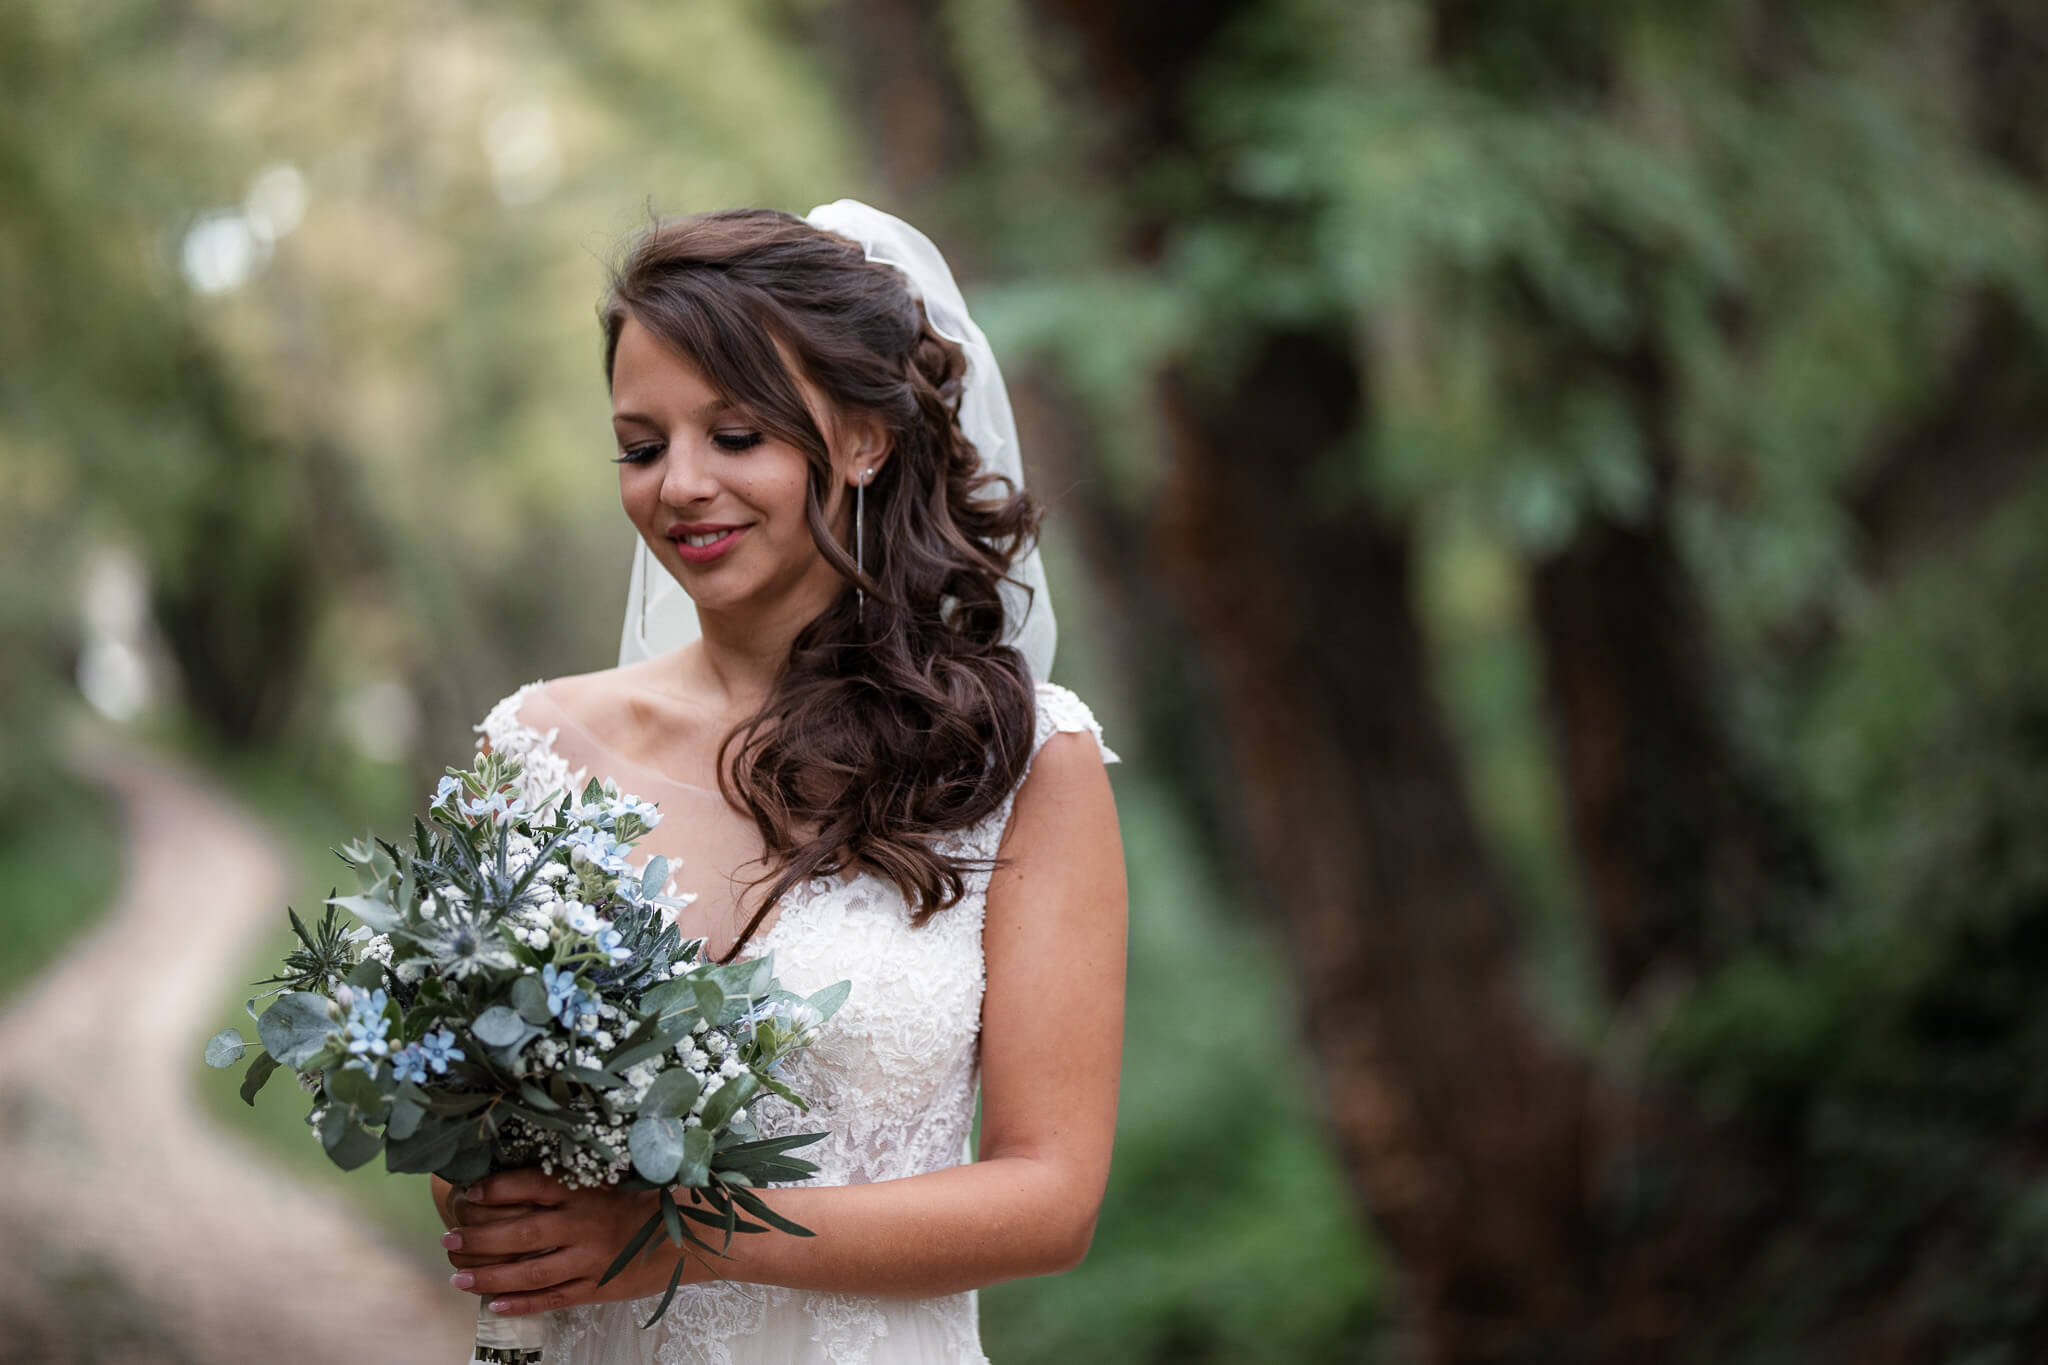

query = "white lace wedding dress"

[474,677,1120,1365]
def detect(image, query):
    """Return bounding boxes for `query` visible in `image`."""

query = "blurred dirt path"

[0,741,472,1364]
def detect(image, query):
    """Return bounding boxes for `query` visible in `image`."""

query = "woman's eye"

[713,432,763,452]
[614,443,664,465]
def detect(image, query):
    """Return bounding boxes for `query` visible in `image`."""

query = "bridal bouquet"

[205,748,849,1336]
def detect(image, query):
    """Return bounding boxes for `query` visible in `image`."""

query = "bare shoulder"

[476,660,647,756]
[991,728,1124,906]
[547,657,662,711]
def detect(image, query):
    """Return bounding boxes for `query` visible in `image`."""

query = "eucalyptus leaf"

[678,1125,714,1187]
[639,979,695,1017]
[239,1052,281,1106]
[639,1069,701,1121]
[629,1115,686,1183]
[328,1063,386,1115]
[320,1103,349,1151]
[438,1139,493,1185]
[510,974,552,1026]
[327,893,401,932]
[326,1119,383,1171]
[204,1028,246,1068]
[385,1119,463,1174]
[805,979,852,1024]
[699,1074,760,1132]
[641,855,670,900]
[386,1096,425,1141]
[257,992,337,1069]
[471,1006,528,1048]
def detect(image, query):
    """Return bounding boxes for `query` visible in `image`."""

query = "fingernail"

[489,1300,512,1315]
[449,1272,474,1290]
[441,1231,462,1250]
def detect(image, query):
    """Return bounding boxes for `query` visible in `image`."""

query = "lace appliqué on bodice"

[473,680,1120,1365]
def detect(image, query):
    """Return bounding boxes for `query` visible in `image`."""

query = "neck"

[683,560,847,713]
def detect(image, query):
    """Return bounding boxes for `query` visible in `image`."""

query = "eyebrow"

[612,399,733,427]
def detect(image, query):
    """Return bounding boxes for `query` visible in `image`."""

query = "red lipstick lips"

[668,523,750,565]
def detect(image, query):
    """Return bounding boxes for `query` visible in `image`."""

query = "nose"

[657,435,720,507]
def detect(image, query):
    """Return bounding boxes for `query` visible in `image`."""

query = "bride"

[429,200,1127,1364]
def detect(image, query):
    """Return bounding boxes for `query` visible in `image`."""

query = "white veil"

[616,198,1057,682]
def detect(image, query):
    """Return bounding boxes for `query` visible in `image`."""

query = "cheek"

[752,458,817,527]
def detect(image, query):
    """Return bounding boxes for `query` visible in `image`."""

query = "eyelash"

[613,433,763,464]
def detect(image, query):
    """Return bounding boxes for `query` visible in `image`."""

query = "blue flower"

[566,826,634,877]
[430,775,462,811]
[392,1044,430,1085]
[608,794,661,829]
[541,964,590,1030]
[419,1027,465,1074]
[343,988,392,1059]
[460,790,527,826]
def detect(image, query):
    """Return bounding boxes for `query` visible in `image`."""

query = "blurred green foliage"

[1656,479,2048,1356]
[0,779,121,1005]
[7,0,2048,1359]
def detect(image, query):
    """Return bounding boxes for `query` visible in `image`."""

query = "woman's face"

[610,314,881,630]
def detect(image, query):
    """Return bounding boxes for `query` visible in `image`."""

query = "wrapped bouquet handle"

[471,1304,544,1364]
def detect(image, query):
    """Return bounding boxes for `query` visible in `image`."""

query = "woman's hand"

[442,1180,546,1275]
[442,1168,716,1317]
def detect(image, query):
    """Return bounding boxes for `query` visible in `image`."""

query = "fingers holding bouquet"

[445,1179,715,1315]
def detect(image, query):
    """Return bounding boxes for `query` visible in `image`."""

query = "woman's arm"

[446,728,1128,1314]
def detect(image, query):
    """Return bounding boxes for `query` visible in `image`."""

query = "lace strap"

[1030,680,1122,770]
[473,680,584,812]
[953,681,1120,894]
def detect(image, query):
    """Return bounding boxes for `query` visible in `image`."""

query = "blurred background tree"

[5,0,2047,1361]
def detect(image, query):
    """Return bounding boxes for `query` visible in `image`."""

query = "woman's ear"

[841,415,893,488]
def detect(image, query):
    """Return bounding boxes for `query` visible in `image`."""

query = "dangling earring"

[856,467,872,622]
[636,544,650,646]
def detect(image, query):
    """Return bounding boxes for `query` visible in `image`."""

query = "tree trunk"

[1156,335,1612,1356]
[1523,332,1825,1002]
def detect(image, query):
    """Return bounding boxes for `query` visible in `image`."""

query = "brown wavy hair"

[597,208,1044,962]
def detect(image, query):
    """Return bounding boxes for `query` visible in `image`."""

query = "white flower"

[703,1031,728,1056]
[718,1056,744,1080]
[686,1048,710,1071]
[730,1107,747,1125]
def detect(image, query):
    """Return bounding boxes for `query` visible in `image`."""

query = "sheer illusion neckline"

[505,680,861,960]
[533,679,724,797]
